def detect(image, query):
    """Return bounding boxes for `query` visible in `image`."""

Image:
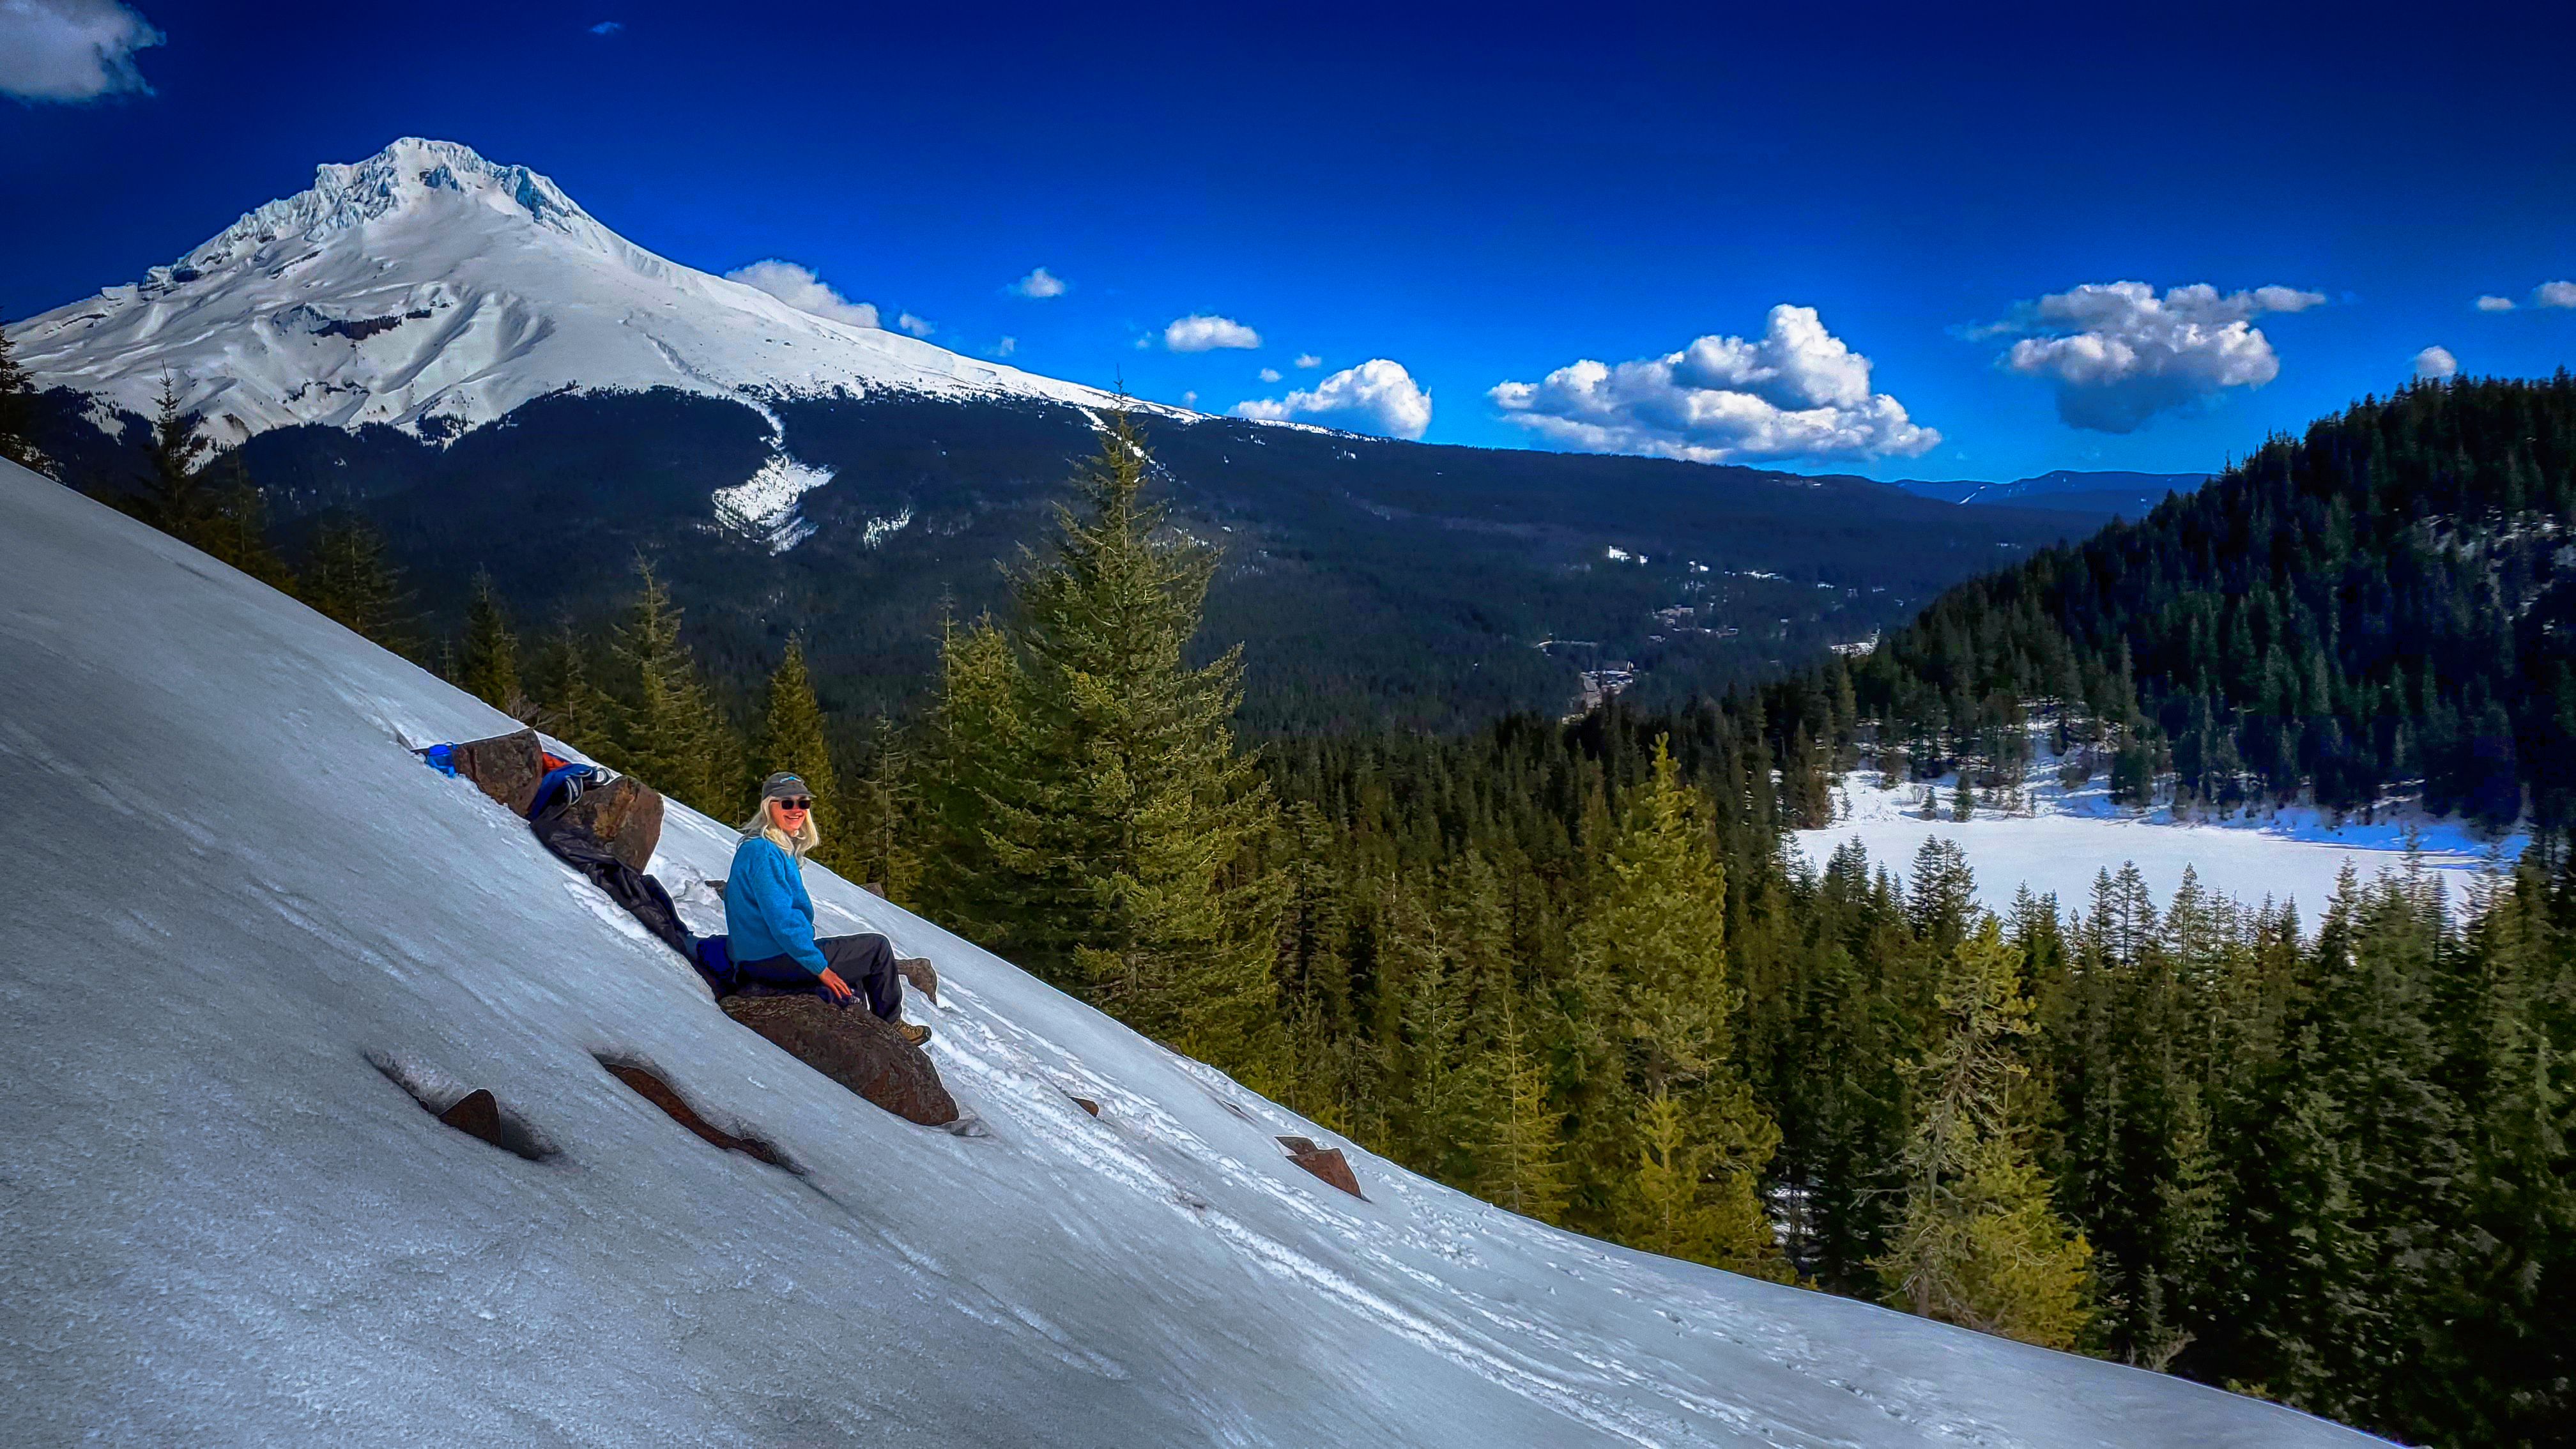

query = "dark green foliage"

[454,571,526,718]
[300,514,413,654]
[0,328,52,476]
[65,387,2085,735]
[599,557,743,816]
[758,638,855,875]
[1852,376,2576,830]
[920,415,1285,1079]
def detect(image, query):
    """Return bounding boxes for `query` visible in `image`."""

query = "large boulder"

[554,774,664,873]
[448,728,546,815]
[721,995,959,1127]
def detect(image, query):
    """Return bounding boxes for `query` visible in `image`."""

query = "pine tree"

[920,413,1283,1081]
[1572,738,1787,1278]
[848,715,924,906]
[1480,992,1571,1225]
[134,374,207,537]
[758,637,850,870]
[454,571,526,718]
[1878,918,2094,1349]
[195,452,295,590]
[0,326,54,476]
[608,556,739,813]
[532,622,619,755]
[301,514,413,654]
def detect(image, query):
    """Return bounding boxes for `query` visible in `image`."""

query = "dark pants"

[733,933,903,1020]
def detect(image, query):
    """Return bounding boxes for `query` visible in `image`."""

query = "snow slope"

[5,138,1151,448]
[1796,749,2520,921]
[0,459,2382,1446]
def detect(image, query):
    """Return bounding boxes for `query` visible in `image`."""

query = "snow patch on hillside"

[710,454,835,553]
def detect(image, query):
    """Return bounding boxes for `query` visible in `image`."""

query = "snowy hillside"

[4,138,1149,449]
[1795,742,2521,921]
[0,457,2382,1446]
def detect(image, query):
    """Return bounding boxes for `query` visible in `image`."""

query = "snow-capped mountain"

[0,458,2379,1445]
[6,137,1137,449]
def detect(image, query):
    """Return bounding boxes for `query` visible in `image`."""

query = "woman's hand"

[816,967,855,1004]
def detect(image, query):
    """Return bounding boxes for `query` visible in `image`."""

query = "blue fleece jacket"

[724,835,827,976]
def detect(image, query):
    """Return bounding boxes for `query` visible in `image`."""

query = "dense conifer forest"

[1847,376,2576,831]
[11,345,2572,1447]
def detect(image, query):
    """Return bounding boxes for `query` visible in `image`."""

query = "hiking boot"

[896,1020,932,1047]
[894,955,939,1005]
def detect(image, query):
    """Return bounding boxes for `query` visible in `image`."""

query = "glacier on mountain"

[0,457,2386,1445]
[5,137,1154,449]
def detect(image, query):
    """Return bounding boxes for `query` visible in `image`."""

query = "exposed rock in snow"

[0,458,2383,1445]
[6,137,1176,448]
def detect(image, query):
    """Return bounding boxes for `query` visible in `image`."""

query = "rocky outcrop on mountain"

[721,995,958,1127]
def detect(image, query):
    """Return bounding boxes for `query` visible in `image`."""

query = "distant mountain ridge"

[1886,470,2211,519]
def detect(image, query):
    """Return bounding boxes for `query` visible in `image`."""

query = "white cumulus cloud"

[1258,367,1282,383]
[1008,266,1066,298]
[1294,353,1322,369]
[2413,346,2458,381]
[1234,358,1432,440]
[896,312,935,337]
[2540,281,2576,309]
[1164,314,1261,351]
[2476,295,2517,312]
[0,0,163,102]
[724,259,880,328]
[1986,281,2326,433]
[1488,305,1937,464]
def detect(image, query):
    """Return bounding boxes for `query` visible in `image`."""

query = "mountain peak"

[166,138,603,284]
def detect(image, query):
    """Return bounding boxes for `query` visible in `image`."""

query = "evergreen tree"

[134,374,206,538]
[301,514,413,654]
[607,556,740,813]
[531,622,619,755]
[194,452,295,590]
[758,636,851,871]
[921,413,1284,1081]
[1479,992,1571,1225]
[1571,739,1786,1278]
[454,571,526,718]
[1878,918,2094,1349]
[848,715,924,905]
[0,326,54,476]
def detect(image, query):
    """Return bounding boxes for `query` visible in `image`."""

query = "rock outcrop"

[604,1062,786,1165]
[1278,1137,1366,1199]
[553,774,663,873]
[448,728,547,815]
[721,995,959,1126]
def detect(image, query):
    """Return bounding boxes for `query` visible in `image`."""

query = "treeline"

[1254,705,2570,1446]
[1843,374,2576,829]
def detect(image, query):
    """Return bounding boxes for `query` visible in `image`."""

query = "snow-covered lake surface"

[0,461,2383,1445]
[1796,751,2523,921]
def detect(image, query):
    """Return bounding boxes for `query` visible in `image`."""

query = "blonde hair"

[739,797,821,859]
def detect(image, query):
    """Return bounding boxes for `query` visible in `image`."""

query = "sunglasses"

[774,797,813,811]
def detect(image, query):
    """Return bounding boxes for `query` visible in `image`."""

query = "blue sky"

[4,0,2572,480]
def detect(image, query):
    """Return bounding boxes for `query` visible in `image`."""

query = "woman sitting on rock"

[726,772,933,1045]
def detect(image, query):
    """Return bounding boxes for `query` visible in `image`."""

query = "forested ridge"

[1847,375,2576,829]
[14,338,2572,1446]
